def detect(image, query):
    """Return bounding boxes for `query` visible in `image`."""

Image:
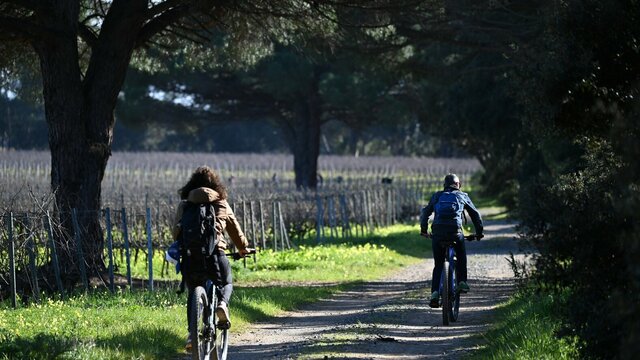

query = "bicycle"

[438,234,480,325]
[189,248,256,360]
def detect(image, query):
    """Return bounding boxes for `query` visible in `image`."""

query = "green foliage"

[257,49,316,100]
[509,1,640,357]
[387,0,640,356]
[471,289,580,360]
[519,139,633,358]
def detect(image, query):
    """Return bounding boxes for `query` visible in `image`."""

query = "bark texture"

[290,72,323,189]
[30,0,148,276]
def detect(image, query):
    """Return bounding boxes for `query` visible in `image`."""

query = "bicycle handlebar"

[226,248,257,261]
[421,233,483,241]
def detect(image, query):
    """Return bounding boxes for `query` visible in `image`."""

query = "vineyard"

[0,150,481,303]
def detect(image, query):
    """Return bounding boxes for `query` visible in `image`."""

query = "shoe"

[216,301,231,327]
[458,281,470,293]
[184,336,192,352]
[429,291,440,308]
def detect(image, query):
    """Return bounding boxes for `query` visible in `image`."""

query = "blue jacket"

[420,186,483,235]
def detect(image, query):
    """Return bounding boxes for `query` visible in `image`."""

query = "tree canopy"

[0,0,440,280]
[2,1,640,356]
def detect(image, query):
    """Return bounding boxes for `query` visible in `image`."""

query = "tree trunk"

[291,81,322,189]
[31,0,147,280]
[349,127,362,157]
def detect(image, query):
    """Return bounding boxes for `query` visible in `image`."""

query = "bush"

[518,139,637,359]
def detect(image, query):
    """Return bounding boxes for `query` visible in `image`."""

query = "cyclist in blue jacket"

[420,174,484,308]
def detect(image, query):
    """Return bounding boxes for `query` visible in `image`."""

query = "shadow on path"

[229,278,514,359]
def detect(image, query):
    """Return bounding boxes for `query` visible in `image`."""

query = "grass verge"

[232,223,429,284]
[0,286,341,360]
[118,223,428,283]
[469,290,580,360]
[0,224,430,360]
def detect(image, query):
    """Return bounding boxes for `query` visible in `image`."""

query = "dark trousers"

[185,250,233,332]
[431,232,467,293]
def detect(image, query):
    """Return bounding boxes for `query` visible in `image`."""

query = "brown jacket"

[172,187,248,251]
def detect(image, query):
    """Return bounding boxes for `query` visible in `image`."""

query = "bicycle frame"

[436,234,477,325]
[188,249,255,360]
[191,280,228,360]
[439,244,458,296]
[204,279,216,334]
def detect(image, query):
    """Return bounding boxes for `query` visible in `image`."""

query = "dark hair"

[443,173,460,189]
[179,166,227,200]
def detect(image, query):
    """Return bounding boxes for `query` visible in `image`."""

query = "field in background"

[0,150,481,209]
[0,150,481,305]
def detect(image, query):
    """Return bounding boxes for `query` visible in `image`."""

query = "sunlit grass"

[232,223,429,284]
[0,224,430,360]
[0,285,341,360]
[117,223,430,284]
[0,291,184,360]
[469,290,580,360]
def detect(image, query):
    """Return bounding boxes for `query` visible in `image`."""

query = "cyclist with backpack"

[172,166,250,350]
[420,174,484,308]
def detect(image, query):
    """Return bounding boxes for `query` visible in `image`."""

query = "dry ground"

[224,218,525,360]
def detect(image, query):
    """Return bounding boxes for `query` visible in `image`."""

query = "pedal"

[217,321,231,330]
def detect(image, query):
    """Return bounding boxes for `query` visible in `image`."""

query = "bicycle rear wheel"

[441,262,450,326]
[190,286,212,360]
[449,261,460,322]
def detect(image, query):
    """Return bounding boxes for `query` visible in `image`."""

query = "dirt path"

[227,218,524,359]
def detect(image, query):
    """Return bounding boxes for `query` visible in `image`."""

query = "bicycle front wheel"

[190,286,212,360]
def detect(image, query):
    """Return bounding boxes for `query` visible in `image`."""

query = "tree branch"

[136,1,193,47]
[0,15,52,40]
[145,0,187,19]
[0,0,47,13]
[78,23,98,48]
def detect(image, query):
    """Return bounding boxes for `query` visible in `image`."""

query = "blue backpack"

[434,191,461,222]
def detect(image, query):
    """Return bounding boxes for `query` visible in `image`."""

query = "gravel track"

[174,215,525,360]
[223,218,524,360]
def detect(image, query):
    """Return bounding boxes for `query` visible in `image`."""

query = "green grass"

[122,249,182,282]
[483,210,510,221]
[466,191,501,209]
[469,290,580,360]
[115,223,429,283]
[118,223,430,284]
[464,191,511,221]
[232,224,429,284]
[0,224,431,360]
[0,290,184,360]
[0,286,341,360]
